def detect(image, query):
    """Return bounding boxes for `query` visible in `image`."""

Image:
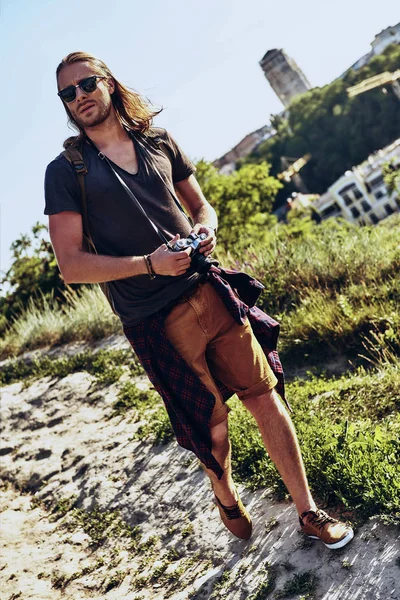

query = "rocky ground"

[1,335,399,600]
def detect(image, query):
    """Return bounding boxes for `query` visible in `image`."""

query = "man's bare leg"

[242,387,316,516]
[202,419,238,506]
[204,388,316,516]
[203,388,353,547]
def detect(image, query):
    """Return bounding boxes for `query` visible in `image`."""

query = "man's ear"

[107,78,115,94]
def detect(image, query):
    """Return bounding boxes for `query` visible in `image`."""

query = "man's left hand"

[190,224,217,257]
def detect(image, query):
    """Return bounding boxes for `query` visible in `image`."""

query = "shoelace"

[222,504,243,520]
[216,497,244,520]
[302,509,337,530]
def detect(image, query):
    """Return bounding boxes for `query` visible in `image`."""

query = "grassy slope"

[229,363,400,519]
[1,344,398,520]
[228,214,400,366]
[1,214,399,363]
[1,214,399,519]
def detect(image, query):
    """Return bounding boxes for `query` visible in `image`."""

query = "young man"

[45,52,354,549]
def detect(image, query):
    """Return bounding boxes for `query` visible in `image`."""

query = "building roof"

[260,49,282,63]
[373,22,400,42]
[355,138,400,179]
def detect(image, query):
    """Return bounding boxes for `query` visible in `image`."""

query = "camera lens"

[191,253,212,274]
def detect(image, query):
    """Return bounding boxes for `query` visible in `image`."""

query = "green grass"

[248,564,277,599]
[113,361,400,520]
[280,291,398,364]
[229,362,400,518]
[103,570,125,592]
[2,215,399,524]
[0,286,121,358]
[110,380,159,417]
[44,493,211,596]
[64,504,142,547]
[209,569,231,599]
[223,214,400,365]
[1,215,399,367]
[110,376,174,440]
[50,558,106,591]
[242,215,400,317]
[0,347,143,386]
[274,571,318,599]
[47,501,164,593]
[134,406,175,445]
[134,554,200,593]
[50,496,77,519]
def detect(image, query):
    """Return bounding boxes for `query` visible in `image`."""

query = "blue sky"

[1,0,399,279]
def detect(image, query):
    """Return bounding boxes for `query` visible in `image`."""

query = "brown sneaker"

[299,509,354,549]
[215,493,252,540]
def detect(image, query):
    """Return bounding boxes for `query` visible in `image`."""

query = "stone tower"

[260,49,311,107]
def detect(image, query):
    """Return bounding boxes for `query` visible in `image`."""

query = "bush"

[0,286,121,358]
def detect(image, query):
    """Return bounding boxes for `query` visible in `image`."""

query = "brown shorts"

[163,281,277,427]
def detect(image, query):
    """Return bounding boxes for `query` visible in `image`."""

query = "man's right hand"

[150,234,192,276]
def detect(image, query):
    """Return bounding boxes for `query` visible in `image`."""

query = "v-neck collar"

[85,131,141,177]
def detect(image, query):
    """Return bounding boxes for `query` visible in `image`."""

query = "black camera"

[169,232,213,274]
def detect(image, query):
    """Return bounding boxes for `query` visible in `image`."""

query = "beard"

[73,97,113,129]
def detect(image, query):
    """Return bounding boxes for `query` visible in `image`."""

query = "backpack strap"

[62,146,94,252]
[62,145,117,315]
[62,145,88,175]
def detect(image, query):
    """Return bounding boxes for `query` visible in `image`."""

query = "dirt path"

[1,340,399,599]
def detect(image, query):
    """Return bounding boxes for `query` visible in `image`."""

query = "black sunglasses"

[58,75,106,103]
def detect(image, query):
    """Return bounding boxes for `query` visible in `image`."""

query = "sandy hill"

[1,334,399,600]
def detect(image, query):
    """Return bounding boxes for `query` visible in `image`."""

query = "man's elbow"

[62,272,80,285]
[60,265,78,285]
[58,254,83,284]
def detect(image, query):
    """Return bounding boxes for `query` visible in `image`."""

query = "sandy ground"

[1,336,399,600]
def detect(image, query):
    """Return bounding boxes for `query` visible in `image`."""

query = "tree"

[0,223,74,328]
[195,160,281,248]
[383,160,400,196]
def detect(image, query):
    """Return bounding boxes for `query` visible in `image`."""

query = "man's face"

[57,61,115,129]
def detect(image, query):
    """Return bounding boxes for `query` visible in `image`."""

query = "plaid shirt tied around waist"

[123,267,290,479]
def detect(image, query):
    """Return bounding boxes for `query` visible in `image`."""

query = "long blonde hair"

[56,51,162,148]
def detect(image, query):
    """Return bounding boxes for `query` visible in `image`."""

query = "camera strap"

[133,133,194,228]
[86,136,172,246]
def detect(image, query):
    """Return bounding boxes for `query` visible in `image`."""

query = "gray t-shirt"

[44,128,202,325]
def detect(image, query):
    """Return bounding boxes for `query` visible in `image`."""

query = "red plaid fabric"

[123,268,289,478]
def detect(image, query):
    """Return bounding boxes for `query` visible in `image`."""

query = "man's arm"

[49,211,191,284]
[174,174,218,256]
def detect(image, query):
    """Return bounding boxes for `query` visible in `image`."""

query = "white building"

[213,124,275,174]
[343,23,400,75]
[313,139,400,225]
[372,24,400,55]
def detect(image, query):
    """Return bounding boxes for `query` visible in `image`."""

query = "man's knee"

[243,387,283,418]
[210,418,229,449]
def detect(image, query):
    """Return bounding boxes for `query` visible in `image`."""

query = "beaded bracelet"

[144,254,157,279]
